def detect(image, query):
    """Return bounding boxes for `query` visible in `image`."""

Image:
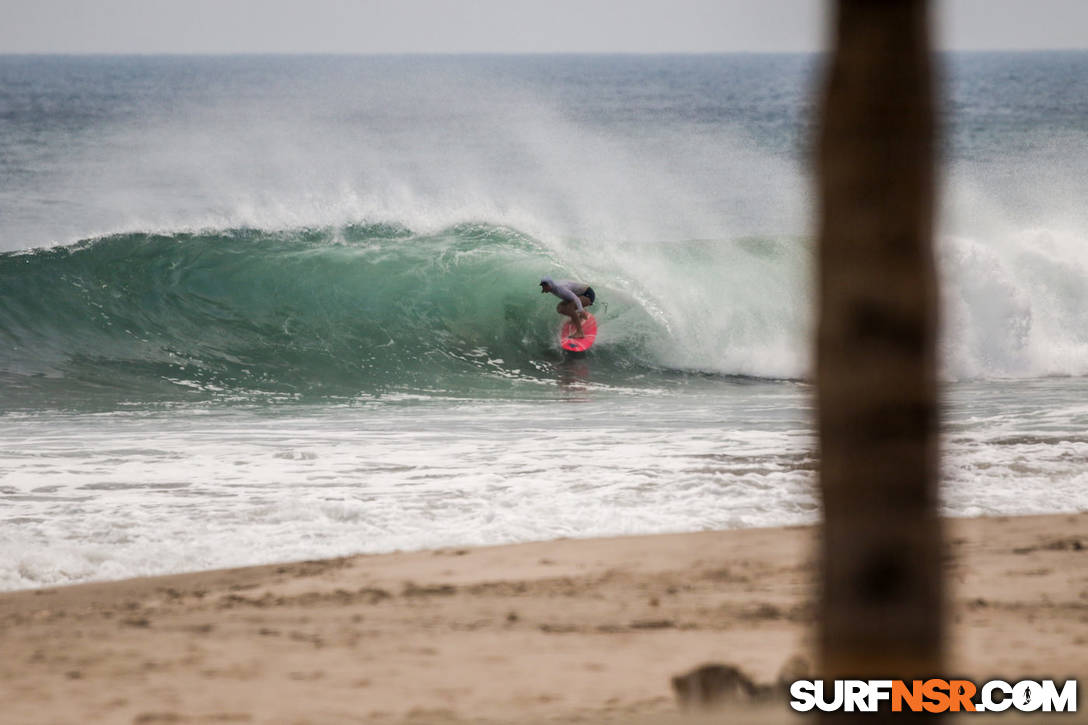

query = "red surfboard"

[560,313,598,353]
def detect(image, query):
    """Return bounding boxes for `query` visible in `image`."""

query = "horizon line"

[3,47,1088,57]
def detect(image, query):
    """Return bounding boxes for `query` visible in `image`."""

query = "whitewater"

[1,54,1087,590]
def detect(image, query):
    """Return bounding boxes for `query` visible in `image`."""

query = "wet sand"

[1,513,1085,724]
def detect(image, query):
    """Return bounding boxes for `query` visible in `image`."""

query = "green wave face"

[0,224,676,408]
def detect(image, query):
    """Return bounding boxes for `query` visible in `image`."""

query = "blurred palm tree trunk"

[815,0,943,700]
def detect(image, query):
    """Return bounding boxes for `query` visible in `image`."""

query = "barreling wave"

[5,217,1088,410]
[1,223,809,409]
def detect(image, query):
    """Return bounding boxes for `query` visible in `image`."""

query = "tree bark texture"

[815,0,943,690]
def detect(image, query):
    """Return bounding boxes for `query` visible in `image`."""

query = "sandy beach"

[0,512,1084,724]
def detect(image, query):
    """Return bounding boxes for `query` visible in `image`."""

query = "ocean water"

[2,54,1087,590]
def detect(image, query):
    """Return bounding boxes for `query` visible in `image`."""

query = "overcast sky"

[2,0,1087,54]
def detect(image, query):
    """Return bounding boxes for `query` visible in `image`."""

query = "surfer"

[540,277,595,338]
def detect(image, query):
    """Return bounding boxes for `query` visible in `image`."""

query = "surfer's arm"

[556,286,584,312]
